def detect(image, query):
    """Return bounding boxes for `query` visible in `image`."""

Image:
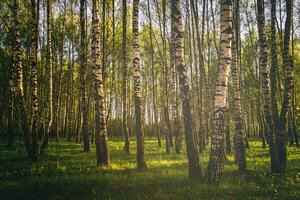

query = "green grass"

[0,138,300,199]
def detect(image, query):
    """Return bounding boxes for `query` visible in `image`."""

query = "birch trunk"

[172,0,201,178]
[132,0,147,169]
[231,0,246,171]
[206,0,232,183]
[122,0,130,154]
[92,0,111,166]
[256,0,279,173]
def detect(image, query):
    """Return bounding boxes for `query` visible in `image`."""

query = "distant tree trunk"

[231,0,246,171]
[185,0,193,112]
[210,0,218,52]
[65,44,71,140]
[162,0,173,149]
[155,0,171,152]
[206,0,232,184]
[162,6,170,153]
[205,0,212,146]
[291,23,299,148]
[190,0,206,152]
[201,0,209,151]
[277,0,293,174]
[122,0,130,154]
[13,0,31,157]
[256,0,279,173]
[80,0,90,152]
[7,61,14,149]
[257,100,266,148]
[101,0,107,90]
[132,0,147,169]
[172,0,201,178]
[170,0,181,153]
[54,4,66,142]
[68,0,75,141]
[92,0,111,166]
[270,0,279,131]
[30,0,40,161]
[109,0,115,124]
[40,0,53,156]
[75,103,81,143]
[147,0,161,148]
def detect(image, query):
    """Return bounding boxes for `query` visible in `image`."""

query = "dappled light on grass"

[0,139,300,199]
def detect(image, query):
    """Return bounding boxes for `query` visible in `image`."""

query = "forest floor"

[0,138,300,200]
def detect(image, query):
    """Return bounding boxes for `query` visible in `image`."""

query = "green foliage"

[0,139,300,199]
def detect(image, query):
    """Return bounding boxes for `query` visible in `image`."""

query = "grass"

[0,138,300,199]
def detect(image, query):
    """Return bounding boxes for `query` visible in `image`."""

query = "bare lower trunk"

[92,0,111,166]
[206,0,232,184]
[122,0,130,154]
[277,0,293,174]
[147,0,161,148]
[256,0,279,173]
[80,0,90,152]
[231,0,246,171]
[132,0,147,169]
[13,0,31,158]
[30,0,40,161]
[40,0,53,156]
[170,2,180,153]
[172,0,201,179]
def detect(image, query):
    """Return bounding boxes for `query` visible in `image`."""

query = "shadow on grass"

[1,139,300,199]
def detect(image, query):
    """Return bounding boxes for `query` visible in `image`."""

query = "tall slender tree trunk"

[256,0,279,173]
[80,0,90,152]
[55,5,66,142]
[65,43,71,140]
[30,0,40,161]
[132,0,147,169]
[190,0,207,152]
[68,0,75,141]
[109,0,115,125]
[101,0,107,91]
[277,0,293,174]
[155,0,171,152]
[122,0,130,154]
[270,0,279,131]
[172,0,201,179]
[170,0,181,153]
[163,0,173,149]
[161,2,170,154]
[201,0,209,151]
[13,0,31,158]
[92,0,111,166]
[206,2,213,145]
[40,0,53,156]
[147,0,161,148]
[291,23,299,148]
[231,0,246,171]
[206,0,232,184]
